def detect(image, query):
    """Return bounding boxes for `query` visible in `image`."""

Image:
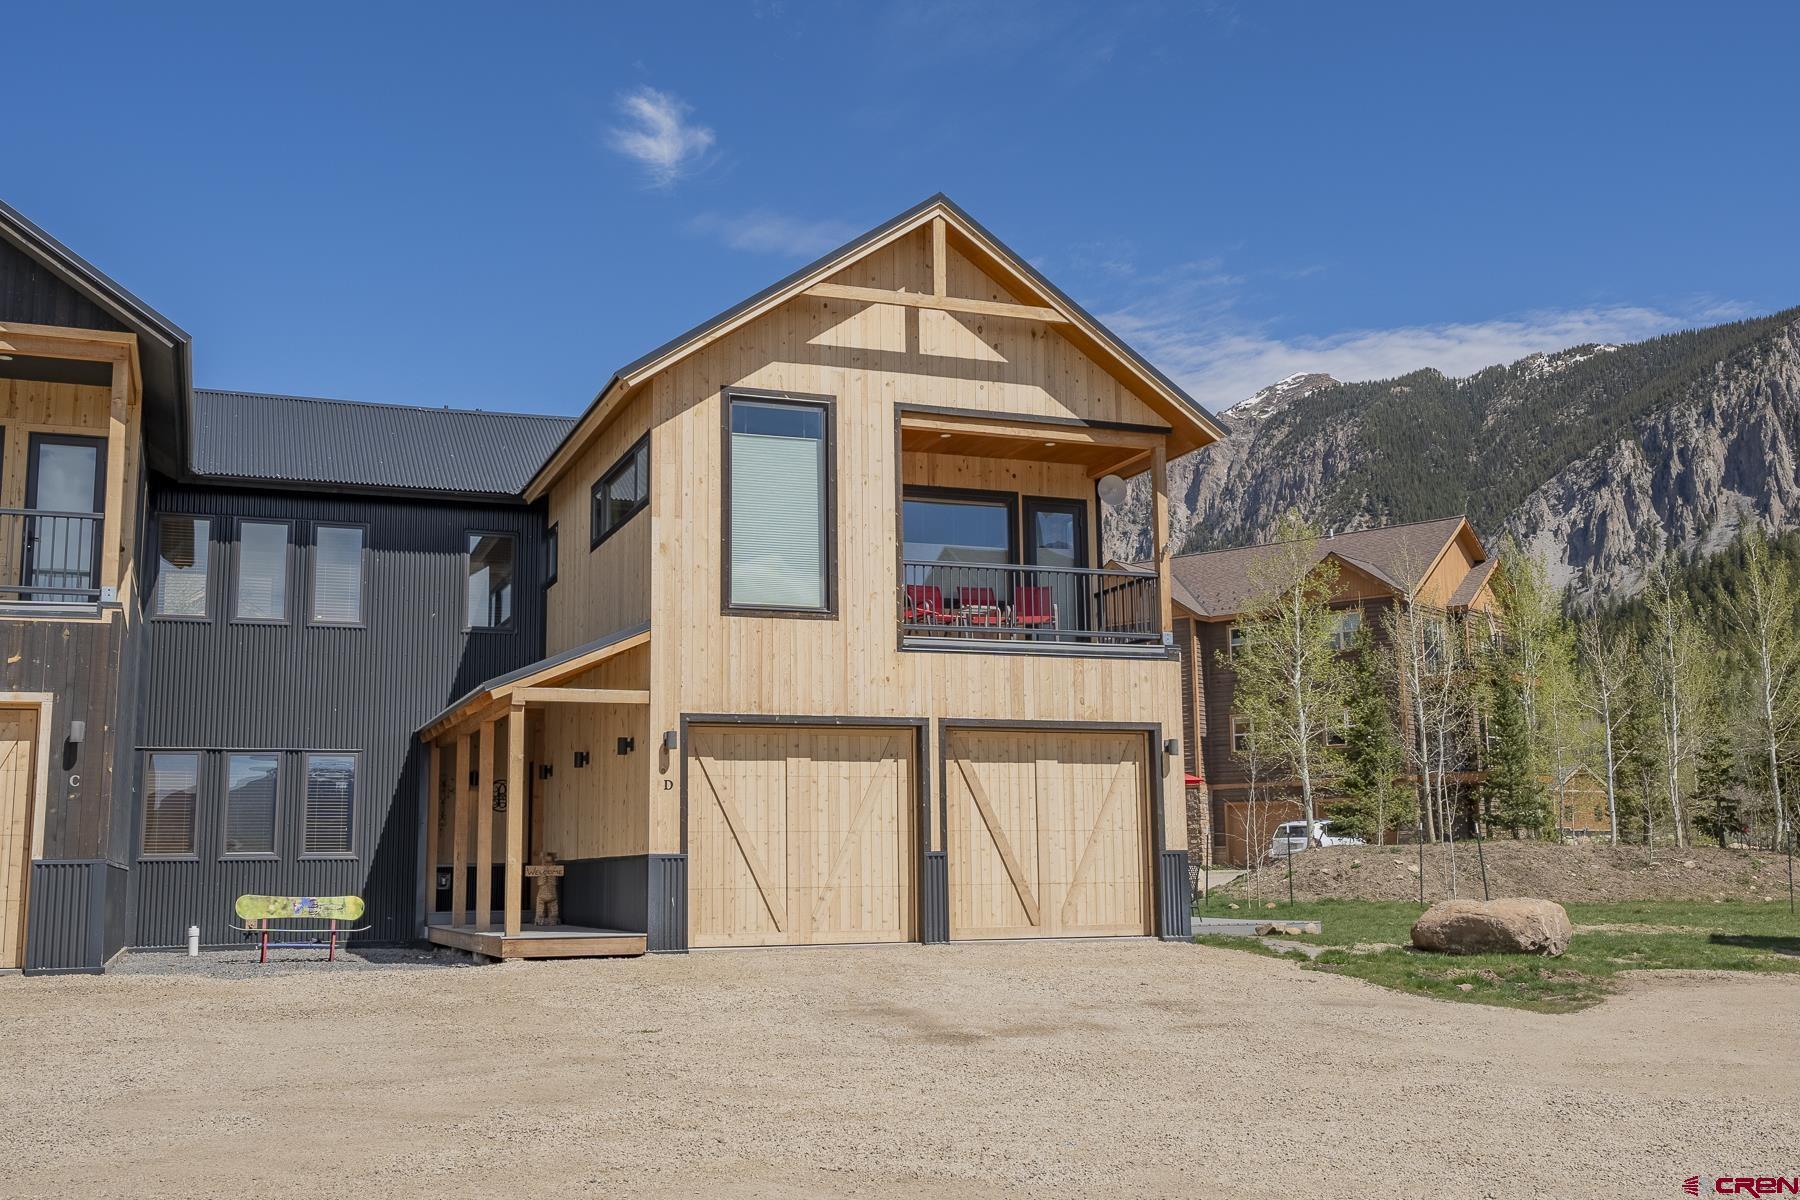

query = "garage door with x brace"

[687,726,916,948]
[945,728,1151,939]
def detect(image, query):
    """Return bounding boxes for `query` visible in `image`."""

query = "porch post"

[101,354,130,599]
[476,718,496,930]
[422,740,441,935]
[1152,440,1173,637]
[452,732,471,926]
[504,703,525,936]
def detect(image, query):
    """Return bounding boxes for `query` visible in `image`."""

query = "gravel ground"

[3,940,1797,1199]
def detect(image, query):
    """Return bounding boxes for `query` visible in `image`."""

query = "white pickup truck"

[1266,819,1364,861]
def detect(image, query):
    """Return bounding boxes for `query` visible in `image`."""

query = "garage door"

[688,726,914,948]
[945,728,1150,939]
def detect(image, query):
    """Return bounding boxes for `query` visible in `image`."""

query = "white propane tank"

[187,925,200,957]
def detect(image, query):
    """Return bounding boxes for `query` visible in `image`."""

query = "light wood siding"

[544,391,652,654]
[534,645,651,860]
[0,707,36,969]
[945,728,1150,938]
[687,724,914,947]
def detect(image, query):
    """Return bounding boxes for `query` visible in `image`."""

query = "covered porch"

[417,623,652,960]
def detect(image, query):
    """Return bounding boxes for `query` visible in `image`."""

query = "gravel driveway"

[2,940,1795,1198]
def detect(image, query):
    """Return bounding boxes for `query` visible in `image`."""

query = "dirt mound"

[1216,842,1797,904]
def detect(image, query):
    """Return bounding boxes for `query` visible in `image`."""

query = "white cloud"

[687,210,860,258]
[606,87,715,188]
[1103,296,1756,413]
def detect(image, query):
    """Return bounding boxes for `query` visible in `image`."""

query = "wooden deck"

[427,923,646,960]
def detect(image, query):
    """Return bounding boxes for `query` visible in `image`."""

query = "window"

[142,752,199,857]
[303,753,357,855]
[310,524,365,625]
[725,393,833,613]
[591,435,650,547]
[1227,624,1245,657]
[234,519,290,621]
[1331,610,1362,651]
[544,523,559,588]
[466,533,514,629]
[902,491,1015,566]
[154,515,210,618]
[1230,715,1252,755]
[224,753,279,856]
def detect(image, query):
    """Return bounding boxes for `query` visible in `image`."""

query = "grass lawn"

[1194,899,1800,1013]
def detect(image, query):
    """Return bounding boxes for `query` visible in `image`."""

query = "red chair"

[903,584,946,625]
[956,586,1004,628]
[1013,585,1057,632]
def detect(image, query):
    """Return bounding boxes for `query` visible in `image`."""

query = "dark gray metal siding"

[1157,850,1191,941]
[191,390,574,499]
[921,851,949,943]
[24,860,112,973]
[0,235,129,333]
[646,854,687,953]
[134,481,549,947]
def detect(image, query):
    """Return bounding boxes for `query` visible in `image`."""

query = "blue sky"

[5,1,1795,415]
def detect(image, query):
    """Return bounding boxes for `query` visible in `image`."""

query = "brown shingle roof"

[1446,554,1499,610]
[1165,516,1476,618]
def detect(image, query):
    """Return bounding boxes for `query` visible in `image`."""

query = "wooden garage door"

[688,726,914,948]
[946,728,1150,939]
[1,708,38,971]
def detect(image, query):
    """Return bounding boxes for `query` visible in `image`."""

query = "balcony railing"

[900,560,1160,650]
[1,508,103,604]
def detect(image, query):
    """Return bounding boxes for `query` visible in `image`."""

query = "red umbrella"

[1183,773,1203,787]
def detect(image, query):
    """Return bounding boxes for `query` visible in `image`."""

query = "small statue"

[525,852,565,927]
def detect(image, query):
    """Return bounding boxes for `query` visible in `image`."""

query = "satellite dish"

[1097,474,1128,506]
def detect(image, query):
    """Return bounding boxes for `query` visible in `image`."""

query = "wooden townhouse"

[1,194,1224,971]
[1164,517,1499,868]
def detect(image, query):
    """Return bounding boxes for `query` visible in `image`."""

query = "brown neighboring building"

[1162,516,1500,869]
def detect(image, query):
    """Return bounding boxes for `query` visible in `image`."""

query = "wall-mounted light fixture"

[1163,738,1179,759]
[662,730,679,752]
[573,750,590,769]
[538,763,553,781]
[616,736,635,756]
[68,720,86,745]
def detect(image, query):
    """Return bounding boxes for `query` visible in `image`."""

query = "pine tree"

[1335,626,1406,842]
[1481,655,1549,835]
[1690,728,1742,848]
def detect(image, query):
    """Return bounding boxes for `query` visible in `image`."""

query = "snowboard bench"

[231,894,370,963]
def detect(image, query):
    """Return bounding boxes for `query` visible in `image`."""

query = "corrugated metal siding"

[134,482,549,947]
[24,860,104,972]
[191,390,574,498]
[0,235,129,332]
[646,854,687,953]
[921,851,949,943]
[1157,850,1191,941]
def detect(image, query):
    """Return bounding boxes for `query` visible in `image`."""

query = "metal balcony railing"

[0,508,103,604]
[900,560,1160,649]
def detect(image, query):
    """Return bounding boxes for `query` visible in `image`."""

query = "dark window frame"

[300,749,361,860]
[306,521,370,629]
[220,750,282,860]
[230,516,295,626]
[140,749,201,861]
[720,388,838,619]
[151,512,213,622]
[544,522,559,589]
[901,485,1022,565]
[23,431,107,600]
[463,529,516,633]
[590,432,651,550]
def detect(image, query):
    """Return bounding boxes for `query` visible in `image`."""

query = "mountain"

[1104,307,1800,602]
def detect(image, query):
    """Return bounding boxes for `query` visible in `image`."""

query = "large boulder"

[1410,898,1573,957]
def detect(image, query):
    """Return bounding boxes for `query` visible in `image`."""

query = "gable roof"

[525,194,1225,500]
[192,388,574,501]
[1166,516,1485,618]
[0,198,193,475]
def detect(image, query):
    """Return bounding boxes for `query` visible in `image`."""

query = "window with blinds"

[310,524,365,624]
[303,753,356,855]
[466,533,514,629]
[224,752,279,855]
[726,396,831,611]
[234,519,289,621]
[142,752,199,857]
[591,435,649,547]
[155,515,210,618]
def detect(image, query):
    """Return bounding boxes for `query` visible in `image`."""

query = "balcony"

[900,560,1162,654]
[0,508,104,606]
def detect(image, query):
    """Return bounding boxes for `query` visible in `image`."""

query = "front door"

[1023,497,1087,637]
[24,434,105,601]
[0,708,38,970]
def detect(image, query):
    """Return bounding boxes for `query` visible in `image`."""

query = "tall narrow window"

[224,752,279,856]
[725,394,832,612]
[544,523,559,588]
[310,524,365,625]
[142,752,199,857]
[155,515,210,618]
[466,533,514,629]
[1330,610,1362,651]
[303,753,357,855]
[234,519,289,621]
[591,435,649,547]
